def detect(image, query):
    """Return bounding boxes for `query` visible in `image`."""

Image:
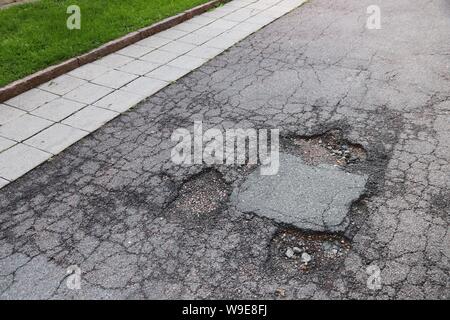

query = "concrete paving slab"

[121,77,168,96]
[24,123,88,155]
[0,177,9,189]
[234,21,262,32]
[4,88,58,112]
[223,7,261,22]
[91,70,138,89]
[156,28,189,41]
[0,136,16,153]
[93,90,144,113]
[172,21,204,33]
[93,54,134,68]
[116,44,156,58]
[61,106,118,132]
[136,36,172,48]
[39,74,87,95]
[167,55,208,70]
[203,6,237,19]
[146,65,190,82]
[68,63,110,81]
[207,19,240,31]
[188,15,217,26]
[30,98,86,122]
[140,49,180,64]
[0,143,50,180]
[0,114,53,142]
[159,41,197,55]
[178,32,216,46]
[186,45,224,59]
[117,59,161,76]
[63,82,114,104]
[245,12,275,26]
[204,34,239,49]
[0,104,26,125]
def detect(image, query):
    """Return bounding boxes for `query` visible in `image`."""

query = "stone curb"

[0,0,230,102]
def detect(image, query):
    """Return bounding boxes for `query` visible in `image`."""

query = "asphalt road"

[0,0,449,299]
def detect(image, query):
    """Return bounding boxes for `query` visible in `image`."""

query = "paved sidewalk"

[0,0,449,300]
[0,0,306,188]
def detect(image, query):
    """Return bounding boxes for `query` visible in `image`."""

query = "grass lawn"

[0,0,212,87]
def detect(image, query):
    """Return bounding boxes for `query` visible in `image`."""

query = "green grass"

[0,0,212,87]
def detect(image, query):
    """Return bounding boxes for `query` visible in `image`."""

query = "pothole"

[224,128,389,274]
[170,170,230,216]
[283,129,367,167]
[269,228,351,272]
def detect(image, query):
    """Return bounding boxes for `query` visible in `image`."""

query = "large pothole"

[229,130,372,276]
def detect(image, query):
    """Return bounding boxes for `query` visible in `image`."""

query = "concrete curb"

[0,0,230,102]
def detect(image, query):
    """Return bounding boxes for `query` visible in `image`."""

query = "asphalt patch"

[232,153,367,233]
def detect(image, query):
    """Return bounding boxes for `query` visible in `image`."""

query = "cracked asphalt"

[1,0,449,299]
